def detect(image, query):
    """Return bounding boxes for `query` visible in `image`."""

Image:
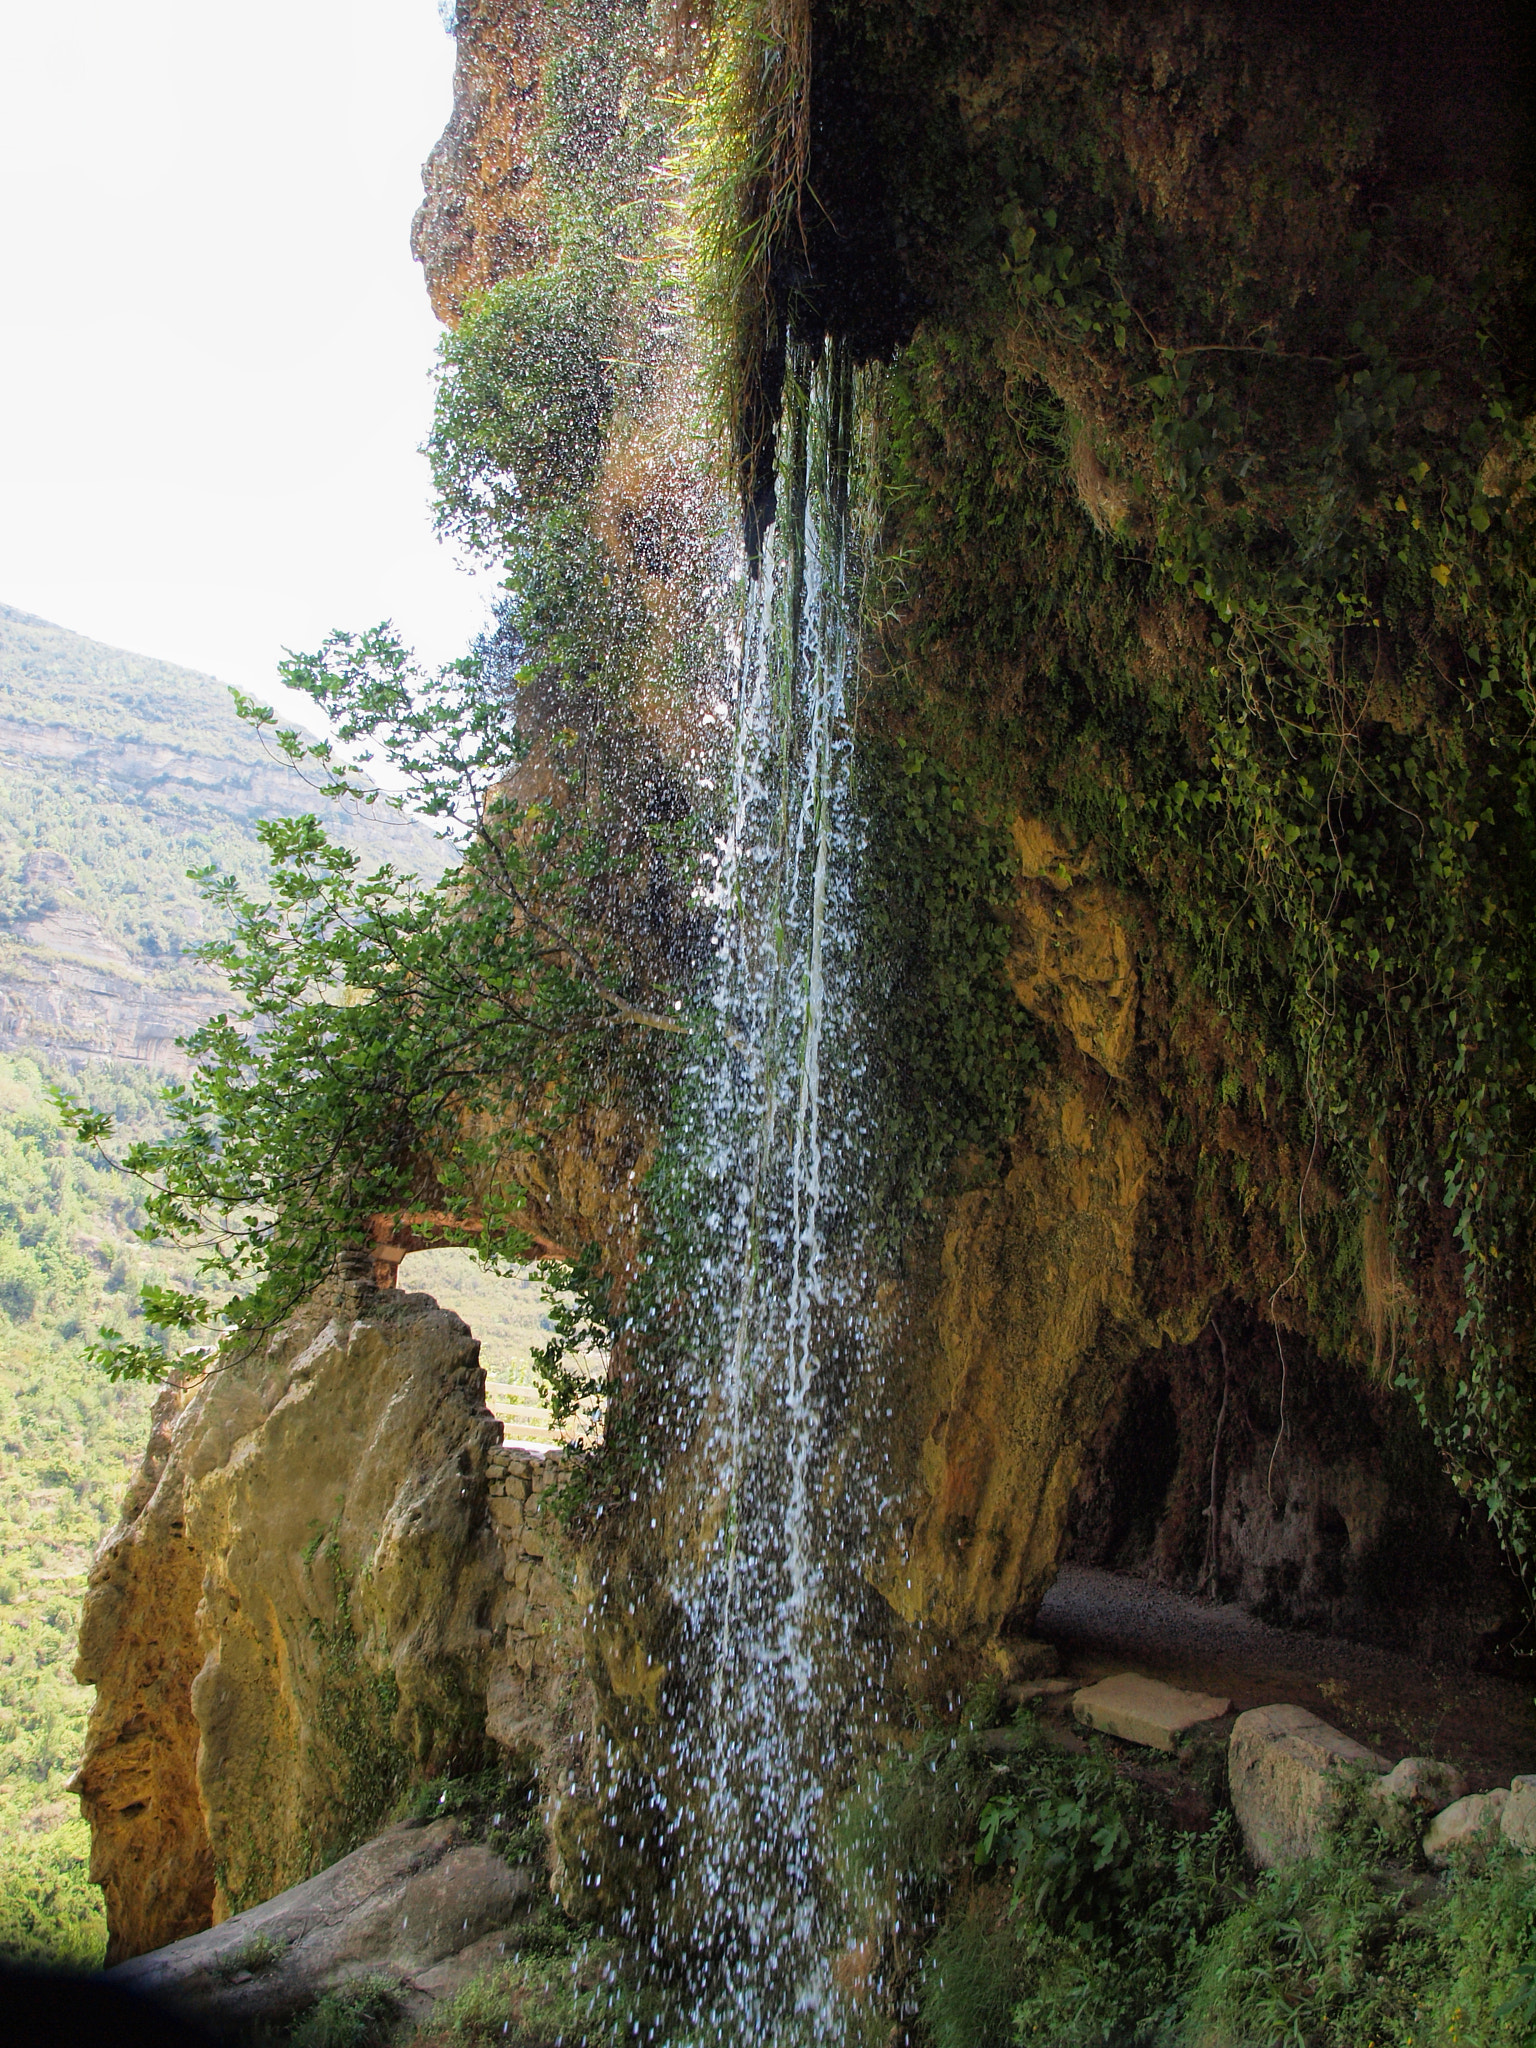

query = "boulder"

[76,1276,509,1957]
[1424,1788,1509,1867]
[1071,1673,1231,1753]
[1368,1756,1469,1816]
[1228,1704,1389,1868]
[1501,1775,1536,1854]
[105,1818,535,2029]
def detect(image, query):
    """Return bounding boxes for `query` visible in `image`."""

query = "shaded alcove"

[1063,1310,1529,1672]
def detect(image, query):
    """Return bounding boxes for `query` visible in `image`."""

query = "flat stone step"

[1071,1672,1232,1752]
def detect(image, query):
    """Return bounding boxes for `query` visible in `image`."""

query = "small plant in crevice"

[291,1531,413,1890]
[214,1931,286,1983]
[287,1974,400,2048]
[853,736,1041,1249]
[529,1241,614,1438]
[406,1936,653,2048]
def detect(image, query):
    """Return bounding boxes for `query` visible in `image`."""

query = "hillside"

[0,602,449,1071]
[0,1053,197,1963]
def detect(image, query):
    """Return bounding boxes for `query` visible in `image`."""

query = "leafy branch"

[54,627,693,1372]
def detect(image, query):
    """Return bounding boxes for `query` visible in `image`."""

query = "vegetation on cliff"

[749,1,1536,1575]
[836,1693,1536,2048]
[54,0,722,1377]
[66,0,1536,1590]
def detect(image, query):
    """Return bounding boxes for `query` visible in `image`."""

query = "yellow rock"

[1005,815,1140,1078]
[1071,1672,1231,1752]
[75,1275,574,1959]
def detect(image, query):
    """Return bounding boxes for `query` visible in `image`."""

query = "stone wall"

[482,1444,585,1799]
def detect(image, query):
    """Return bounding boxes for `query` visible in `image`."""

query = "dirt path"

[1035,1564,1536,1791]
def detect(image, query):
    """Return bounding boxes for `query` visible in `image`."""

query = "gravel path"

[1035,1563,1536,1789]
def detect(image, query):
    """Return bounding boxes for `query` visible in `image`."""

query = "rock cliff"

[411,0,549,325]
[75,1274,582,1961]
[400,0,1528,1909]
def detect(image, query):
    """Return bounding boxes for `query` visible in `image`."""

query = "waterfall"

[661,336,881,2041]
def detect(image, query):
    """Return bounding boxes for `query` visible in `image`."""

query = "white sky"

[0,0,499,725]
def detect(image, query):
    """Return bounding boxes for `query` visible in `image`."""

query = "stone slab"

[1071,1672,1232,1753]
[1229,1704,1389,1868]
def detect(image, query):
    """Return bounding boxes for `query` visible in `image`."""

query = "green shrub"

[0,1241,39,1324]
[412,1941,642,2047]
[1187,1839,1536,2048]
[861,1712,1536,2048]
[213,1930,285,1982]
[428,268,618,553]
[398,1760,546,1869]
[839,1714,1246,2047]
[288,1974,399,2048]
[921,1897,1035,2048]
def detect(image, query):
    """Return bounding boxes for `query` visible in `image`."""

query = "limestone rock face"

[874,1069,1187,1669]
[77,1278,510,1959]
[71,1382,215,1962]
[411,0,549,323]
[1005,818,1140,1080]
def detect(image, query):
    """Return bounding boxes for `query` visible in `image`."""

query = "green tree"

[55,628,685,1381]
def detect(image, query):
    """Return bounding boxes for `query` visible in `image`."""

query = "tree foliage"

[54,628,685,1379]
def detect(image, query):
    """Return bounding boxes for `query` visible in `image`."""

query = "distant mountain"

[0,603,448,1071]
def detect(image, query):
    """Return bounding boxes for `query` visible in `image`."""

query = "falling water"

[659,335,883,2041]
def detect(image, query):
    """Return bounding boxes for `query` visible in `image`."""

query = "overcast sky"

[0,0,498,721]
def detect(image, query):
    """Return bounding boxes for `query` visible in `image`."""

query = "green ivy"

[854,736,1041,1238]
[869,101,1536,1574]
